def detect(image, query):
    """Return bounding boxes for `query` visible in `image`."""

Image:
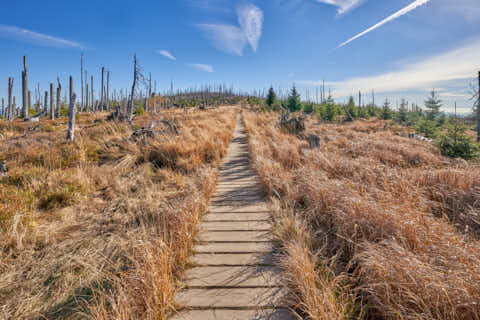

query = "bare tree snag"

[69,76,73,111]
[28,90,32,114]
[50,83,54,120]
[101,66,105,111]
[22,56,28,119]
[107,71,110,110]
[56,78,61,118]
[84,70,88,111]
[81,53,84,111]
[67,93,77,141]
[91,76,94,112]
[44,91,48,114]
[308,134,320,149]
[126,54,137,122]
[13,97,17,118]
[7,77,13,122]
[86,83,89,112]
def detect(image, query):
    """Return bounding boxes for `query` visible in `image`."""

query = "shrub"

[303,102,314,114]
[136,107,145,115]
[415,118,437,138]
[437,121,478,159]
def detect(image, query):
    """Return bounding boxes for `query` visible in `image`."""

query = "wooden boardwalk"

[172,114,294,320]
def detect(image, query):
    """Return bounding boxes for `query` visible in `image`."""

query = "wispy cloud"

[197,24,247,56]
[237,4,264,52]
[338,0,431,48]
[197,3,263,56]
[157,50,177,61]
[0,24,85,49]
[189,63,214,73]
[299,38,480,99]
[316,0,366,15]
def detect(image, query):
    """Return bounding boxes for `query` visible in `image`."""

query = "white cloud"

[157,50,177,61]
[197,24,247,56]
[338,0,431,48]
[189,63,214,73]
[298,38,480,100]
[316,0,366,15]
[0,24,85,49]
[197,3,263,56]
[237,4,264,52]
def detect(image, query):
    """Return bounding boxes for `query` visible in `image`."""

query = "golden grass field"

[243,111,480,320]
[2,106,480,320]
[0,108,236,319]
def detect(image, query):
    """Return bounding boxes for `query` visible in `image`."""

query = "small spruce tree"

[266,86,276,109]
[287,85,302,112]
[381,98,392,120]
[425,89,442,120]
[396,98,408,124]
[345,96,358,120]
[324,94,337,122]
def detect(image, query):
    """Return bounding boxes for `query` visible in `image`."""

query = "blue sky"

[0,0,479,112]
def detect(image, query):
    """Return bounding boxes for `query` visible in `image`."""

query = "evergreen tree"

[345,96,358,120]
[303,102,314,114]
[287,85,302,112]
[381,98,392,120]
[425,90,442,120]
[438,117,478,159]
[324,94,337,121]
[396,98,408,124]
[266,86,276,109]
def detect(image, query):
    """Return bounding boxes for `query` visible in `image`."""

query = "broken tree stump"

[308,134,320,149]
[280,110,305,135]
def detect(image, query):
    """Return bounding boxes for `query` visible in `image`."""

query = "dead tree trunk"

[28,90,32,114]
[106,71,110,110]
[126,55,137,122]
[50,83,54,120]
[7,78,13,122]
[13,97,17,118]
[1,98,4,118]
[22,56,28,119]
[80,53,84,111]
[86,83,89,112]
[91,76,94,112]
[85,70,88,111]
[308,134,320,149]
[44,91,48,114]
[69,76,73,111]
[101,67,105,111]
[56,78,61,118]
[67,93,77,141]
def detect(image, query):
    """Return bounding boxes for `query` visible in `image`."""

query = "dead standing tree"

[80,53,84,111]
[7,77,13,122]
[67,93,77,141]
[22,56,28,119]
[56,78,61,118]
[50,83,54,120]
[101,66,105,111]
[126,54,144,122]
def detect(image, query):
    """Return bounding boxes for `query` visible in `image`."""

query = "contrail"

[338,0,432,48]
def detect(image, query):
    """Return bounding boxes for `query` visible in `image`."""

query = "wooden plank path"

[172,115,295,320]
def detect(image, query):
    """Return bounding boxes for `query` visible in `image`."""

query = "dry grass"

[243,111,480,320]
[0,108,236,319]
